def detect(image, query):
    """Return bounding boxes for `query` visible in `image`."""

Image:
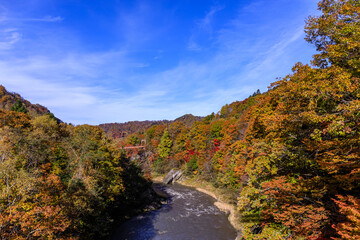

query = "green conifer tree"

[11,100,28,113]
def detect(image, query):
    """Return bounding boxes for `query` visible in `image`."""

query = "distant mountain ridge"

[99,114,203,138]
[173,114,203,126]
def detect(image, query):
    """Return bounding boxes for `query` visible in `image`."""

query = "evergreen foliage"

[10,99,28,113]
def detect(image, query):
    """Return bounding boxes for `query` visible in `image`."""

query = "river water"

[112,183,237,240]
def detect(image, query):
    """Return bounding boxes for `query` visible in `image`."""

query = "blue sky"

[0,0,319,125]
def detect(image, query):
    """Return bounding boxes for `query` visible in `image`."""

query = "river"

[112,183,237,240]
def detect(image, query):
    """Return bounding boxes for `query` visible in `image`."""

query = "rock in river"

[163,169,183,184]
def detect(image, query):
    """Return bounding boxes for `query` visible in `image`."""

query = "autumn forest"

[1,0,360,239]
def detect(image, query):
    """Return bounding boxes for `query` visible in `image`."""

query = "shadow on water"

[112,183,237,240]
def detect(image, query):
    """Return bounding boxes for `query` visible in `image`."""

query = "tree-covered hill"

[121,0,360,238]
[99,114,203,139]
[99,120,172,139]
[0,87,156,239]
[174,114,204,127]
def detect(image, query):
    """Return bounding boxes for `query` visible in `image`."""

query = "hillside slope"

[0,85,53,117]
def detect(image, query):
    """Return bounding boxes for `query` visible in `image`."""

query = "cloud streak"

[14,16,64,22]
[0,28,21,50]
[197,5,224,32]
[188,5,224,51]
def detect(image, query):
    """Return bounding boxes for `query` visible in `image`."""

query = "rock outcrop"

[163,169,183,184]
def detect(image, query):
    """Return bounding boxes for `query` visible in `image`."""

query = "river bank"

[152,174,242,239]
[113,182,237,240]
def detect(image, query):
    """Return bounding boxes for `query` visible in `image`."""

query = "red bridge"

[123,146,146,150]
[122,140,147,150]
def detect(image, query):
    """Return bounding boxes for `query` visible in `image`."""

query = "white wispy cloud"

[0,28,21,50]
[26,16,63,22]
[5,16,64,23]
[187,5,224,51]
[197,5,224,32]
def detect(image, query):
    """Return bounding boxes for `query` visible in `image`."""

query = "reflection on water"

[112,183,237,240]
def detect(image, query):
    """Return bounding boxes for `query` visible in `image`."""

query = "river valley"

[112,183,237,240]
